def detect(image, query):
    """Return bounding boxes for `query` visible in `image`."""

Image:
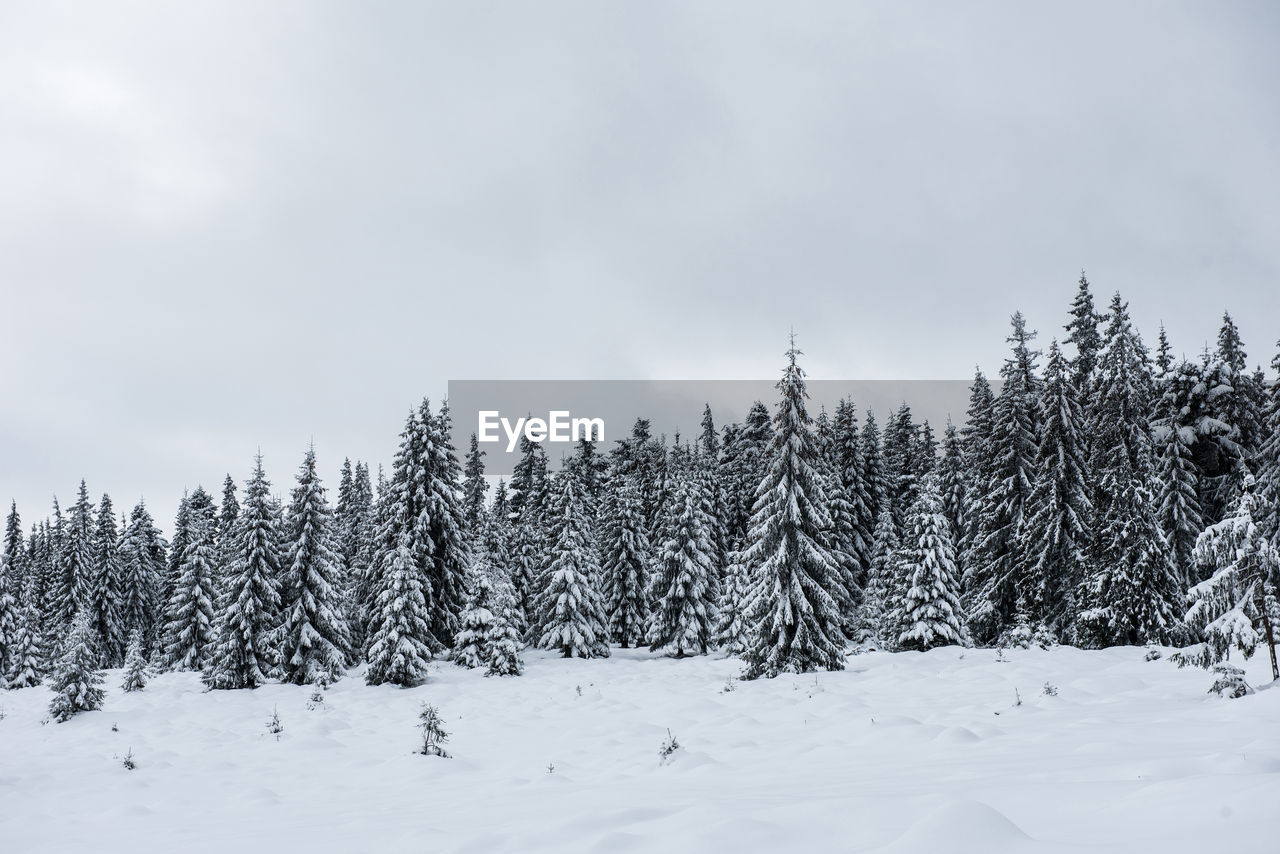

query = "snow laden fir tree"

[741,339,848,679]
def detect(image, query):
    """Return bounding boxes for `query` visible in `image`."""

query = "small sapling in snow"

[658,729,680,764]
[266,706,284,739]
[122,748,136,771]
[418,704,451,757]
[1042,681,1058,696]
[1208,663,1253,699]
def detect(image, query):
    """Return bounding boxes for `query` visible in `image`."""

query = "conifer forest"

[4,4,1279,852]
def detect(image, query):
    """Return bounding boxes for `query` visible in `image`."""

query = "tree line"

[2,273,1278,712]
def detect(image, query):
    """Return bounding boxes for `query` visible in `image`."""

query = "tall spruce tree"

[420,401,470,651]
[647,458,718,657]
[61,481,96,632]
[280,447,351,685]
[601,474,650,647]
[1152,360,1207,586]
[1184,474,1279,680]
[1077,294,1184,647]
[1017,341,1092,634]
[741,340,847,678]
[462,432,488,534]
[0,549,17,685]
[1065,272,1104,392]
[965,315,1041,642]
[535,471,610,658]
[88,494,125,666]
[204,455,283,689]
[833,399,874,586]
[1257,340,1280,548]
[897,477,968,651]
[365,409,438,686]
[860,410,886,523]
[47,611,105,722]
[119,501,166,654]
[936,420,967,549]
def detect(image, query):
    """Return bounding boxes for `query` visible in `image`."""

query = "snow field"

[1,645,1278,853]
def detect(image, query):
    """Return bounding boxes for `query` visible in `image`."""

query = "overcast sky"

[2,1,1278,533]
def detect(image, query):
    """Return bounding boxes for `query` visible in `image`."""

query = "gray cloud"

[2,1,1278,529]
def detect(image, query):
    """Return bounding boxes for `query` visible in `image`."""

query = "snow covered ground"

[1,646,1277,853]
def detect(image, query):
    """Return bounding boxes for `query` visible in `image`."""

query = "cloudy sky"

[2,1,1278,531]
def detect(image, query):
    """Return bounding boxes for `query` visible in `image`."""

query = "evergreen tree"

[509,432,550,520]
[1152,360,1207,586]
[87,494,125,666]
[1257,340,1280,547]
[817,408,861,628]
[118,501,166,656]
[205,455,283,689]
[535,472,610,659]
[120,628,149,692]
[1077,294,1184,647]
[741,339,847,678]
[420,401,471,650]
[462,432,488,534]
[161,508,220,672]
[714,549,751,654]
[647,461,718,657]
[1155,322,1174,377]
[936,420,967,548]
[1065,271,1104,392]
[453,556,524,676]
[897,478,968,651]
[280,447,351,685]
[851,510,898,648]
[860,410,886,523]
[1184,475,1279,680]
[6,599,44,688]
[365,409,438,686]
[0,549,17,685]
[833,399,874,586]
[219,474,240,542]
[882,402,920,529]
[965,315,1041,642]
[3,502,24,606]
[61,481,96,631]
[47,612,105,722]
[1017,341,1093,634]
[601,474,650,647]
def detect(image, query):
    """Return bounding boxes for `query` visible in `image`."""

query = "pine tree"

[205,455,283,689]
[1257,340,1280,548]
[161,511,218,671]
[88,494,125,666]
[47,612,105,722]
[936,421,967,549]
[647,461,718,657]
[462,432,488,534]
[120,628,149,692]
[535,472,610,659]
[860,410,886,523]
[280,447,351,685]
[1017,341,1092,634]
[0,549,17,685]
[1152,360,1207,586]
[365,409,438,686]
[715,549,751,654]
[1183,475,1279,680]
[882,403,920,529]
[118,501,166,656]
[3,502,24,608]
[601,475,650,647]
[965,315,1040,642]
[833,399,874,587]
[851,510,898,648]
[453,550,524,676]
[219,474,240,542]
[6,599,44,688]
[897,478,968,651]
[1078,294,1184,647]
[1155,322,1174,377]
[1065,272,1104,392]
[420,402,471,650]
[818,408,862,628]
[741,339,847,678]
[61,481,96,632]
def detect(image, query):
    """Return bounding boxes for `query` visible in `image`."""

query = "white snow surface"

[2,646,1278,853]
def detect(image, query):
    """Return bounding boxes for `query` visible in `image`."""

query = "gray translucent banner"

[446,380,975,475]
